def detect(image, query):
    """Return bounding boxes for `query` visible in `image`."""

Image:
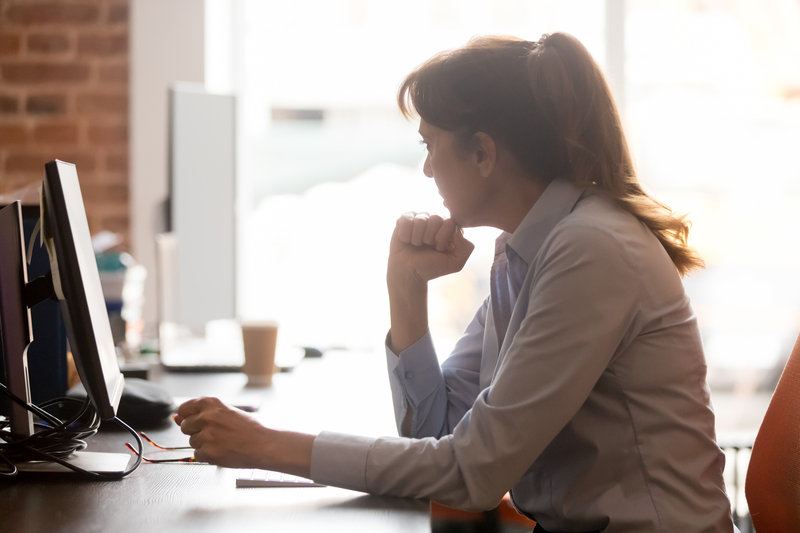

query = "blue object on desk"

[0,205,68,421]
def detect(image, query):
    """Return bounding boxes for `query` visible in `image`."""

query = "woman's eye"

[418,140,429,151]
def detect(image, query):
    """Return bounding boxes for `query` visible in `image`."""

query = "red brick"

[105,153,128,171]
[34,123,78,143]
[76,93,127,114]
[0,95,19,113]
[0,34,21,55]
[28,34,70,53]
[0,125,26,144]
[7,154,97,173]
[82,183,128,203]
[108,4,128,24]
[91,171,127,187]
[5,4,100,26]
[78,33,127,56]
[55,154,97,172]
[1,1,130,242]
[90,200,129,216]
[88,124,127,144]
[98,64,127,83]
[0,175,41,195]
[26,94,67,114]
[2,63,89,84]
[6,155,48,172]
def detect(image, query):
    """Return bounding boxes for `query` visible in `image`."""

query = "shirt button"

[405,371,414,379]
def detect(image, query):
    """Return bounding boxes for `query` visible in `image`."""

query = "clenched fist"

[388,212,474,285]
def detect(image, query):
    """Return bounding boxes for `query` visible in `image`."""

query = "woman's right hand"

[388,212,474,286]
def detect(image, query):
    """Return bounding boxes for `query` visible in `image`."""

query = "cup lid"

[239,319,279,329]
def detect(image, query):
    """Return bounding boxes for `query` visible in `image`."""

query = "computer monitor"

[42,160,125,419]
[0,160,131,474]
[0,201,34,436]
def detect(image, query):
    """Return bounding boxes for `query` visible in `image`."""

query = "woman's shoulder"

[564,189,642,232]
[550,191,653,249]
[542,191,679,281]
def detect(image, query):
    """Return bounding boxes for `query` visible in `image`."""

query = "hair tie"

[527,34,549,51]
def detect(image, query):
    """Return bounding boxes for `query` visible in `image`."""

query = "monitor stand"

[15,451,131,474]
[1,203,131,476]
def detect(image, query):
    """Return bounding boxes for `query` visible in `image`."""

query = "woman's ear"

[472,132,497,178]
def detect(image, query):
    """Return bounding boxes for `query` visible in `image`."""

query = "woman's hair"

[398,33,703,276]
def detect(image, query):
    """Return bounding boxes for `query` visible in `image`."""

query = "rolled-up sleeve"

[386,299,487,438]
[386,331,446,436]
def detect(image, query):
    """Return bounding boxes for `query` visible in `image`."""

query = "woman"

[176,33,734,532]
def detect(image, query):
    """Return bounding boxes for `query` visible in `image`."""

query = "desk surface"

[0,351,431,533]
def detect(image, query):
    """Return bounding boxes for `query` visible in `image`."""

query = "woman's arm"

[385,212,476,437]
[175,213,476,481]
[174,397,315,478]
[386,301,488,438]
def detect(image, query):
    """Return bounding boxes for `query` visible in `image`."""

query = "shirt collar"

[506,177,586,266]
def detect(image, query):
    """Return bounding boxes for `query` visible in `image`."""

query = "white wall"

[130,0,204,327]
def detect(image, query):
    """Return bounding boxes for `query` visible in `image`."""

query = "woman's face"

[419,120,491,228]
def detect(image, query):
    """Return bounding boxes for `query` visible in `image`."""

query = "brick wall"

[0,0,129,247]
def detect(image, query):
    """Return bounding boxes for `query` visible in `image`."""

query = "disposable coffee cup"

[240,320,279,387]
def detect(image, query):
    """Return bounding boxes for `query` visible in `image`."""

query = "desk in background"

[0,351,430,533]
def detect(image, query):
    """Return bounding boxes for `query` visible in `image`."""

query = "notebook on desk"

[236,469,324,488]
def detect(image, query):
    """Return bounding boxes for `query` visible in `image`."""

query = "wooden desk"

[0,351,431,533]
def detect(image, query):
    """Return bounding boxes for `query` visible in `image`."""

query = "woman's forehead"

[418,119,439,138]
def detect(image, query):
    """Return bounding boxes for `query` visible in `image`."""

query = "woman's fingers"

[396,212,416,243]
[389,212,473,282]
[175,396,217,427]
[422,215,444,246]
[396,212,450,248]
[174,397,272,469]
[410,214,429,246]
[435,218,458,252]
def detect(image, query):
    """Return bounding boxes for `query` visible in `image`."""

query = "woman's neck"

[486,170,548,234]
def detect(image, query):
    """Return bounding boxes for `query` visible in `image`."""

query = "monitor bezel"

[43,160,124,421]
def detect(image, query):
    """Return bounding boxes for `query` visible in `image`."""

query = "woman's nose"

[423,154,433,178]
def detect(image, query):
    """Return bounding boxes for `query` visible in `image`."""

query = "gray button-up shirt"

[310,178,734,532]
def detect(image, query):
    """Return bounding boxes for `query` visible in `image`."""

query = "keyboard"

[236,469,324,488]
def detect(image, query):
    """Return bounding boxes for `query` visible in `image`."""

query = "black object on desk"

[69,378,175,427]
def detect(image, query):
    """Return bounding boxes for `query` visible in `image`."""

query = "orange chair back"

[745,332,800,532]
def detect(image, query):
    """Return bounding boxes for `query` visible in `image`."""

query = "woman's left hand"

[174,397,316,478]
[174,397,274,469]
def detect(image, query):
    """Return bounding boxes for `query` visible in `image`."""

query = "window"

[220,0,607,356]
[210,0,800,390]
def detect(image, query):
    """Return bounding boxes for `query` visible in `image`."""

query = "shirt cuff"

[385,330,443,407]
[310,431,376,492]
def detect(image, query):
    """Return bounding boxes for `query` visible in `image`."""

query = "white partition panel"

[170,85,236,329]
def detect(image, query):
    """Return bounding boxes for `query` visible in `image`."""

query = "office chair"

[745,332,800,532]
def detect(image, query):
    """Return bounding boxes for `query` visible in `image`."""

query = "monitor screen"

[43,160,124,420]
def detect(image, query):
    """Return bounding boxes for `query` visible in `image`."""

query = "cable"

[0,382,142,478]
